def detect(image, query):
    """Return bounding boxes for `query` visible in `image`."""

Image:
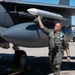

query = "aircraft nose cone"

[1,23,26,44]
[1,32,7,38]
[1,22,39,47]
[1,29,15,42]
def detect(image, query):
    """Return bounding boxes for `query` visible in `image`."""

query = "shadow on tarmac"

[0,56,75,75]
[17,56,75,75]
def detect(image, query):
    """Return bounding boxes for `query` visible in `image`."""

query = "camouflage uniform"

[41,27,69,75]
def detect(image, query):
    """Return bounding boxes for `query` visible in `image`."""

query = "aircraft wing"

[17,1,75,15]
[0,0,75,16]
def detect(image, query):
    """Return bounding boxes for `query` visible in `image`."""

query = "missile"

[27,8,68,21]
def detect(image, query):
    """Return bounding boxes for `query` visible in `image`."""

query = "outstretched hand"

[35,16,41,21]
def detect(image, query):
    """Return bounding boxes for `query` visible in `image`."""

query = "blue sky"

[22,0,75,25]
[22,0,75,6]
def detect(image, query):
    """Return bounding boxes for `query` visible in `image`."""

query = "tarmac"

[0,41,75,75]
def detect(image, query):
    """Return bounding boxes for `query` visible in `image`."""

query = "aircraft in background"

[0,0,75,69]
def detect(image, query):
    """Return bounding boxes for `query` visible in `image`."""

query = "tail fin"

[59,0,70,6]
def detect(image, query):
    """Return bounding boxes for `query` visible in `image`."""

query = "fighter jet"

[0,0,75,69]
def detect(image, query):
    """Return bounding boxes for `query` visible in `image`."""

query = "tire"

[13,50,27,69]
[73,37,75,42]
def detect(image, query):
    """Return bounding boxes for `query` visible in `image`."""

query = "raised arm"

[36,16,44,29]
[36,16,51,36]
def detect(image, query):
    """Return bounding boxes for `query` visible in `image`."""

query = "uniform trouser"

[49,49,64,75]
